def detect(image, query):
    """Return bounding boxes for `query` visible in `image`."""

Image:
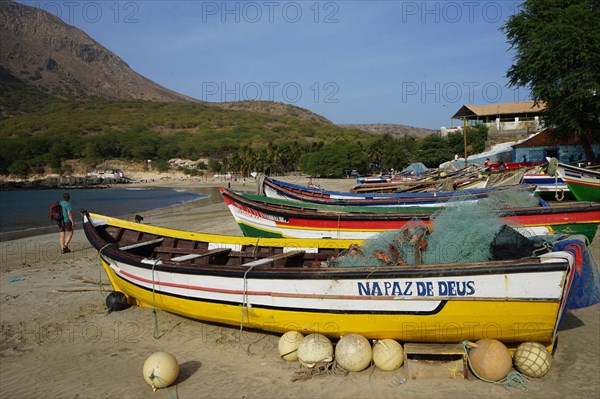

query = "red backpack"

[50,202,63,222]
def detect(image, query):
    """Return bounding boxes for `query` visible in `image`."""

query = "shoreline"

[0,175,355,241]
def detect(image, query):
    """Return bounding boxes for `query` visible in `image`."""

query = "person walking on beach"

[58,193,74,253]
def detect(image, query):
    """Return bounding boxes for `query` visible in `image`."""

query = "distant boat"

[220,188,600,241]
[258,175,536,207]
[82,211,598,348]
[549,158,600,202]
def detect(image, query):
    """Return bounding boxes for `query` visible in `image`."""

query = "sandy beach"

[1,176,599,399]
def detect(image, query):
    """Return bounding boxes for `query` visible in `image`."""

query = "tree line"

[0,116,487,177]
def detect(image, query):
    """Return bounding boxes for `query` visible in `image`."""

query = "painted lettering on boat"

[357,280,475,297]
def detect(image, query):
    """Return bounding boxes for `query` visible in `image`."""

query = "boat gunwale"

[222,188,600,221]
[84,212,571,280]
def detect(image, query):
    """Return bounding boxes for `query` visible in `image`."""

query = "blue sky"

[20,0,530,129]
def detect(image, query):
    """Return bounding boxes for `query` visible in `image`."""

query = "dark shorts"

[57,221,73,232]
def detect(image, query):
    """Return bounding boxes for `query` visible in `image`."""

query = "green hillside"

[0,99,370,175]
[0,99,488,177]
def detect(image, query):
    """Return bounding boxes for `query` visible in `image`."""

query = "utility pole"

[463,117,468,167]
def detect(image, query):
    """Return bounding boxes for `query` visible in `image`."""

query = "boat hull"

[523,173,573,200]
[101,257,570,344]
[553,160,600,202]
[222,189,600,241]
[83,212,580,347]
[261,176,536,207]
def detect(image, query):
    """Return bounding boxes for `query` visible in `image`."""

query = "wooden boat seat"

[170,248,232,262]
[242,250,306,267]
[120,238,164,251]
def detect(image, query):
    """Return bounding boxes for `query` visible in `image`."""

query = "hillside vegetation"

[0,99,487,177]
[0,99,364,175]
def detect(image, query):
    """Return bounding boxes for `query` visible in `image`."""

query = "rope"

[291,360,348,382]
[554,173,565,201]
[238,262,261,352]
[251,237,261,259]
[97,243,112,298]
[151,259,161,339]
[148,372,177,398]
[237,237,264,351]
[460,341,529,391]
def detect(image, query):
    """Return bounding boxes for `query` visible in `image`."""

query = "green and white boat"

[549,158,600,202]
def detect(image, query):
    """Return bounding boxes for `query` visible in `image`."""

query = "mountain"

[0,1,433,135]
[0,0,193,106]
[211,101,332,124]
[0,1,333,124]
[338,124,438,138]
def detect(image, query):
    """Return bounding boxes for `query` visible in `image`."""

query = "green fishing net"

[334,189,539,267]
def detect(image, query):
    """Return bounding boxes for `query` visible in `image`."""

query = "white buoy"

[513,341,552,378]
[297,333,334,368]
[372,339,404,371]
[143,352,179,391]
[335,334,372,372]
[278,331,304,361]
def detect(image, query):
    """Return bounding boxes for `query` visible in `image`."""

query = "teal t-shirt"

[59,200,72,223]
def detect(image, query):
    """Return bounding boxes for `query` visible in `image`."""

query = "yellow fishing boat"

[84,211,590,349]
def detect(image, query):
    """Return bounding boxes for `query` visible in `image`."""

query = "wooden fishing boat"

[350,177,488,194]
[221,188,600,241]
[83,211,595,348]
[549,158,600,202]
[258,175,536,207]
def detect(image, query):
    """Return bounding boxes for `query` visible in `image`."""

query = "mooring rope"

[291,360,349,382]
[238,262,261,352]
[251,237,261,259]
[151,259,161,339]
[460,341,529,391]
[97,243,112,298]
[554,174,565,201]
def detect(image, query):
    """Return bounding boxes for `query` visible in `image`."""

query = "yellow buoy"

[278,331,304,361]
[513,341,552,378]
[468,339,512,382]
[372,339,404,371]
[142,352,179,391]
[335,334,372,372]
[297,333,334,368]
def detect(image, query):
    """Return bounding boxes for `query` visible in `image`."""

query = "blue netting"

[550,235,600,309]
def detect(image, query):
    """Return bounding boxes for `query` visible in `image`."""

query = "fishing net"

[480,189,541,209]
[334,189,546,267]
[334,222,430,267]
[422,199,504,264]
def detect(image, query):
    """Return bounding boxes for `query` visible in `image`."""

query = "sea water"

[0,187,208,234]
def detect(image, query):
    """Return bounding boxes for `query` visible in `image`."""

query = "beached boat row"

[258,175,537,207]
[83,163,599,350]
